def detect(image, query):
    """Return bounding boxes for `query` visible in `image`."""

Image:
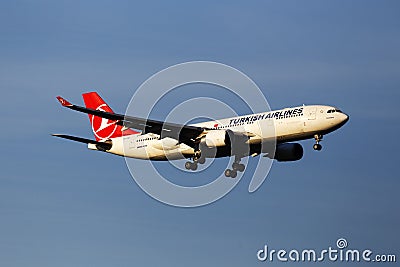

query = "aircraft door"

[128,136,137,149]
[308,107,317,120]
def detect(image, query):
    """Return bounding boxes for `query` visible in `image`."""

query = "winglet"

[56,96,72,107]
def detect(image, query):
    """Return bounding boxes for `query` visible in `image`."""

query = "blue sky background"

[1,0,399,266]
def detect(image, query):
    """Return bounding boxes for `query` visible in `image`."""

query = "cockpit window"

[327,108,343,113]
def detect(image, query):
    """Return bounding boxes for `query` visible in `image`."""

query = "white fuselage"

[89,105,348,160]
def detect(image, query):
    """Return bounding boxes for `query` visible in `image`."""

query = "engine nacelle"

[88,140,112,152]
[274,143,303,162]
[204,130,227,147]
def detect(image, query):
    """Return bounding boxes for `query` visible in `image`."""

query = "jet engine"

[273,143,303,162]
[95,140,113,152]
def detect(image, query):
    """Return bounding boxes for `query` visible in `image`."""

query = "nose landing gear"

[313,134,323,151]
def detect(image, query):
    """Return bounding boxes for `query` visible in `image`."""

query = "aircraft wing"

[56,96,208,145]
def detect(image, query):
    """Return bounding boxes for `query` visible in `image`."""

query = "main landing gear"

[185,150,246,179]
[224,156,245,178]
[185,149,205,171]
[313,134,323,151]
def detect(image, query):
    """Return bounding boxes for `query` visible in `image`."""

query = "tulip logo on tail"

[91,104,118,140]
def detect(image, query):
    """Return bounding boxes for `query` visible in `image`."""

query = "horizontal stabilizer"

[52,134,112,150]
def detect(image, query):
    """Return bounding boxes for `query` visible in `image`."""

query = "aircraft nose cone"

[342,113,349,124]
[339,113,349,127]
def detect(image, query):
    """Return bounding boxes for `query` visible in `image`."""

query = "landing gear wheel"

[313,144,322,151]
[232,162,245,172]
[185,161,198,170]
[185,162,192,170]
[198,157,206,164]
[224,169,238,178]
[237,164,245,172]
[190,162,198,170]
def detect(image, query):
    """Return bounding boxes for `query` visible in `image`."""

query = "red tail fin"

[82,92,139,141]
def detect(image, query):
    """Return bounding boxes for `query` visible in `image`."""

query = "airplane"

[53,92,349,178]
